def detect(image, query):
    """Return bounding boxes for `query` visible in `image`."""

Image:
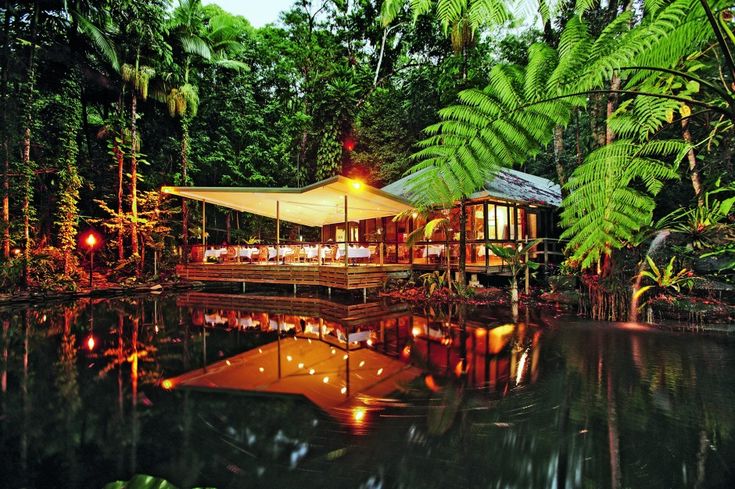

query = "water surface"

[0,290,733,488]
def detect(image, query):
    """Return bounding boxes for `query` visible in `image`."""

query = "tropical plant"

[419,269,450,296]
[487,239,542,304]
[633,255,695,301]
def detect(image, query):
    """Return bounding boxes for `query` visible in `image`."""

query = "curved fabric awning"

[161,175,414,227]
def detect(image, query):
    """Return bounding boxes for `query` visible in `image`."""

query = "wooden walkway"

[175,263,411,290]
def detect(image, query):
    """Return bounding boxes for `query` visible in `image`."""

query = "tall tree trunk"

[606,74,621,145]
[553,125,566,196]
[225,211,231,244]
[56,70,82,274]
[115,129,124,262]
[181,117,189,263]
[130,92,139,273]
[21,0,39,287]
[1,0,12,260]
[681,118,704,207]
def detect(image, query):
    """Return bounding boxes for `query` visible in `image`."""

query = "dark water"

[0,290,733,489]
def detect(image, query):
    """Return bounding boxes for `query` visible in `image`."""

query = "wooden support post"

[524,237,530,295]
[276,200,280,264]
[242,282,246,292]
[363,287,367,303]
[201,200,206,262]
[344,195,349,267]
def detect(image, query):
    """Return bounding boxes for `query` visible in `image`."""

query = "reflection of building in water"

[169,292,542,426]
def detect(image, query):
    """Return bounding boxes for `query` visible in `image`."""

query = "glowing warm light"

[454,360,466,377]
[309,368,315,375]
[351,181,362,190]
[359,360,365,367]
[411,326,422,337]
[441,336,453,347]
[258,348,263,353]
[298,362,305,369]
[376,368,383,376]
[11,247,20,257]
[161,379,173,390]
[258,367,265,373]
[424,375,440,392]
[411,211,418,219]
[343,354,348,360]
[366,339,373,346]
[322,376,329,384]
[85,233,97,249]
[352,407,366,423]
[475,328,486,337]
[286,355,293,362]
[41,314,47,322]
[331,348,336,355]
[341,386,347,395]
[226,360,231,366]
[515,350,529,385]
[489,324,515,354]
[401,345,411,358]
[161,186,172,194]
[86,335,95,351]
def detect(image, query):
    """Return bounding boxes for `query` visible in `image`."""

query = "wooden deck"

[175,263,411,290]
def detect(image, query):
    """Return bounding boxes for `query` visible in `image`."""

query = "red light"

[86,335,95,351]
[344,138,355,151]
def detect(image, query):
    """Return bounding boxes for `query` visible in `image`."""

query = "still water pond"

[0,290,733,488]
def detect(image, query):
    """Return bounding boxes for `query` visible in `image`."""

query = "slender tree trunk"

[1,0,12,260]
[130,92,139,273]
[553,125,566,195]
[21,0,39,287]
[681,118,704,207]
[115,132,124,262]
[181,117,189,263]
[606,74,621,145]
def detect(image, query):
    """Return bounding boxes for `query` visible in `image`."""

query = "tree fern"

[560,139,687,267]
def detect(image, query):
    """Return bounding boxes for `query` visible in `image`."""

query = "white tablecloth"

[335,246,371,260]
[204,313,227,325]
[204,248,228,260]
[303,246,320,259]
[237,247,260,260]
[265,247,294,260]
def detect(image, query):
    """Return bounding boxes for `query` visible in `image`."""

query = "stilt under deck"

[175,263,411,290]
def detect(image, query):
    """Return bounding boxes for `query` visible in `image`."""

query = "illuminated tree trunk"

[458,199,466,287]
[1,0,11,260]
[130,91,139,273]
[181,116,190,263]
[21,0,39,287]
[115,131,125,262]
[681,118,704,207]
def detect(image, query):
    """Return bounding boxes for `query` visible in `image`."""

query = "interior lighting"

[411,326,422,337]
[259,367,265,373]
[351,180,362,190]
[341,386,347,395]
[298,362,305,369]
[359,361,365,367]
[309,368,315,375]
[352,407,366,423]
[286,355,293,362]
[376,368,383,376]
[161,379,173,390]
[86,335,95,351]
[323,376,329,384]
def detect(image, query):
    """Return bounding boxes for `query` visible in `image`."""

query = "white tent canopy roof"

[161,175,414,227]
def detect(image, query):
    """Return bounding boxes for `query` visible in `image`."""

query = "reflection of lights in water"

[377,368,383,376]
[309,369,315,375]
[331,348,336,355]
[258,348,263,353]
[343,354,348,360]
[424,375,439,392]
[226,360,231,366]
[86,335,95,351]
[341,386,347,394]
[359,361,365,367]
[515,349,529,385]
[286,355,293,362]
[352,407,366,423]
[411,326,421,337]
[454,360,465,377]
[322,376,329,383]
[161,379,173,390]
[259,367,265,373]
[401,345,411,358]
[298,363,304,369]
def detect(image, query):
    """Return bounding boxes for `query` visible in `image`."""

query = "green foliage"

[316,124,343,180]
[560,139,685,268]
[634,255,695,301]
[487,239,542,280]
[419,269,449,296]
